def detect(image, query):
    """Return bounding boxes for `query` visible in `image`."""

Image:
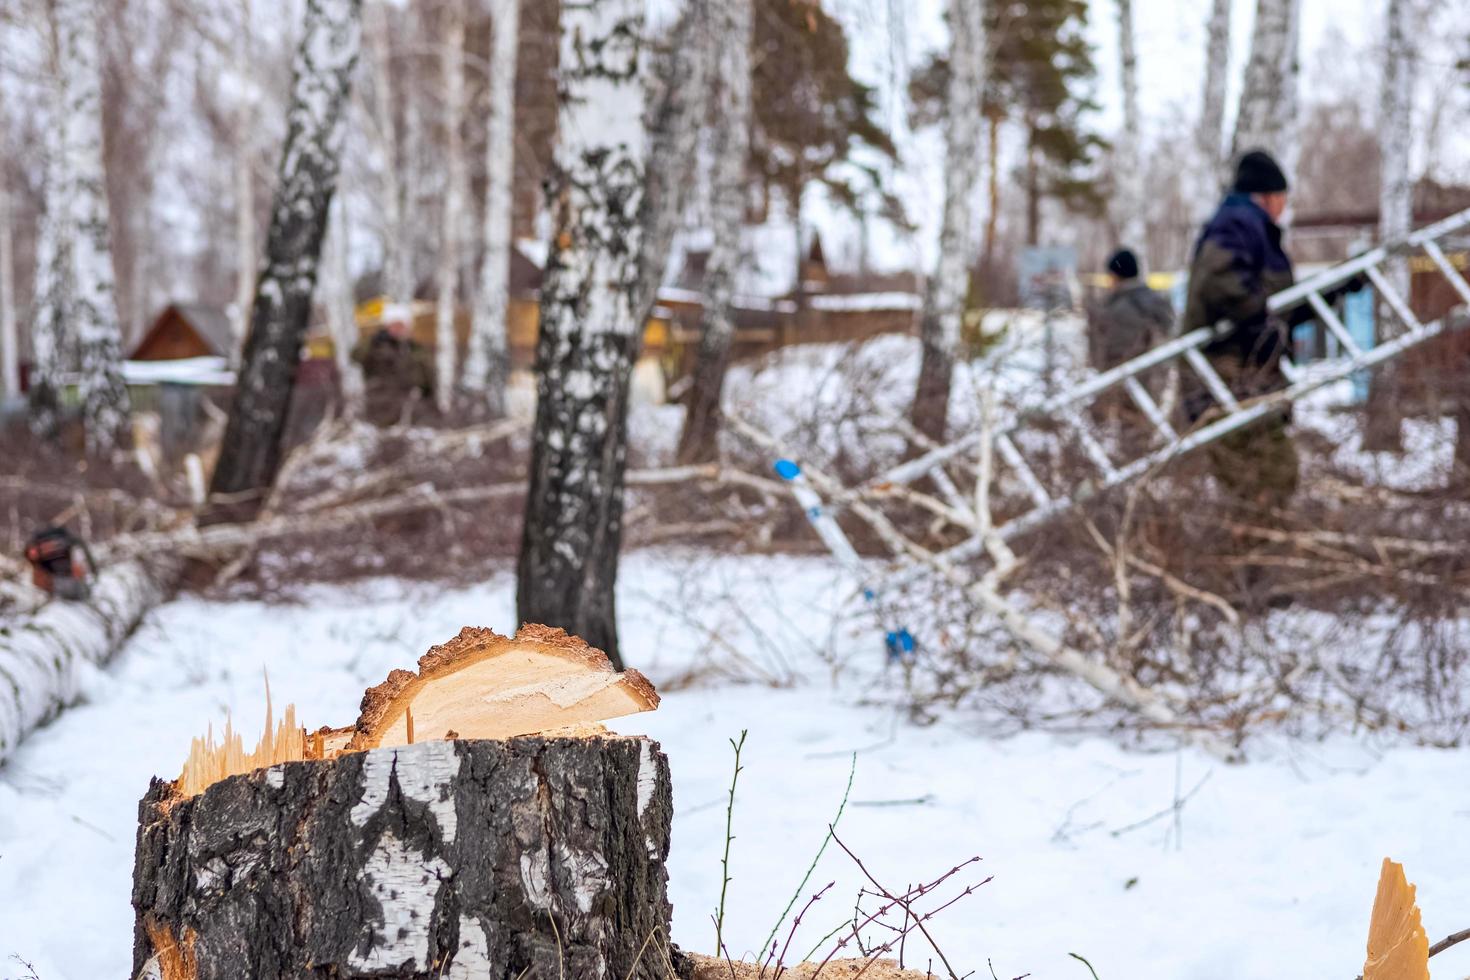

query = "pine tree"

[30,0,131,451]
[517,0,647,668]
[208,0,363,520]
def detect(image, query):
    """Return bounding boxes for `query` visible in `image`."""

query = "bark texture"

[1230,0,1300,178]
[911,0,987,442]
[326,193,365,416]
[1113,0,1146,251]
[0,558,174,766]
[461,0,521,418]
[434,0,469,415]
[1197,0,1232,196]
[208,0,362,519]
[676,0,752,465]
[132,736,676,980]
[0,149,17,402]
[30,0,131,449]
[518,0,646,669]
[367,6,414,307]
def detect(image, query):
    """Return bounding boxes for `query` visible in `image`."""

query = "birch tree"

[325,193,364,417]
[1197,0,1232,192]
[433,0,468,414]
[675,0,751,464]
[30,0,131,450]
[911,0,987,441]
[0,151,16,404]
[366,5,413,305]
[231,0,257,363]
[1231,0,1301,179]
[517,0,646,669]
[461,0,520,418]
[209,0,363,519]
[1113,0,1146,251]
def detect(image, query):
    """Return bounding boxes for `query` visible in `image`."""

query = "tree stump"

[132,735,676,980]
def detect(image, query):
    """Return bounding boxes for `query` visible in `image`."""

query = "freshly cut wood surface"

[177,688,305,798]
[1363,857,1429,980]
[349,624,659,750]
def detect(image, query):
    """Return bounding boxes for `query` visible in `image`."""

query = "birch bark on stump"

[461,0,520,419]
[132,736,677,980]
[208,0,362,522]
[517,0,647,669]
[911,0,987,442]
[675,0,751,465]
[0,558,174,766]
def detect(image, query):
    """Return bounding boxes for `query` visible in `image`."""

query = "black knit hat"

[1233,149,1289,194]
[1107,248,1139,280]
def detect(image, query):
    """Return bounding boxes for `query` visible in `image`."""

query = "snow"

[121,357,236,386]
[2,550,1468,979]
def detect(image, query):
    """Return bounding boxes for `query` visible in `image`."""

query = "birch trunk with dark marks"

[517,0,646,670]
[675,0,751,465]
[461,0,521,418]
[132,736,677,980]
[1365,0,1416,451]
[30,0,131,450]
[433,0,468,415]
[1230,0,1300,178]
[911,0,987,442]
[1113,0,1146,252]
[0,558,174,766]
[632,0,709,330]
[208,0,362,522]
[1197,0,1231,197]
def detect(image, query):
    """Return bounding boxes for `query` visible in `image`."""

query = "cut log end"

[348,624,659,752]
[1363,857,1429,980]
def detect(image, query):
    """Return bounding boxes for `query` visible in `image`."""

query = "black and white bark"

[517,0,647,670]
[0,144,16,403]
[1197,0,1232,193]
[0,558,174,767]
[30,0,131,450]
[632,0,709,330]
[1230,0,1300,178]
[132,736,677,980]
[461,0,521,418]
[1113,0,1146,251]
[675,0,751,465]
[433,0,469,415]
[911,0,987,442]
[208,0,362,520]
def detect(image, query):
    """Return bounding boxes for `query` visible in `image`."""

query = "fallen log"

[134,626,674,980]
[0,557,174,766]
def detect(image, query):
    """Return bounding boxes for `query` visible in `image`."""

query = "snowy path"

[0,550,1465,979]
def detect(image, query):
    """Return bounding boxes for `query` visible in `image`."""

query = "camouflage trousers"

[1204,413,1300,513]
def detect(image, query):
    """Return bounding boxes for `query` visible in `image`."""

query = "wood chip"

[1363,857,1429,980]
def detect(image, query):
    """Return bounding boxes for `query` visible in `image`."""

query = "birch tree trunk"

[461,0,520,418]
[133,736,677,980]
[231,0,257,366]
[368,6,413,306]
[0,558,174,767]
[1230,0,1300,179]
[0,157,17,403]
[1197,0,1232,196]
[208,0,362,521]
[517,0,647,670]
[1365,0,1416,452]
[434,0,468,415]
[1113,0,1146,252]
[675,0,751,465]
[911,0,987,442]
[632,0,709,330]
[30,0,131,451]
[326,192,364,417]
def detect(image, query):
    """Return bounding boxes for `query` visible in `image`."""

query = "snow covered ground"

[2,549,1467,980]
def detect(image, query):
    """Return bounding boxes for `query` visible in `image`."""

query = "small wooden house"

[130,304,237,362]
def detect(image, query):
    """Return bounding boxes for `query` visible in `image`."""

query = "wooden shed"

[130,304,236,362]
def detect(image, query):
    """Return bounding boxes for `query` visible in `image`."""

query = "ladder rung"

[1063,409,1119,479]
[1306,291,1363,358]
[994,434,1051,508]
[1365,264,1426,333]
[1422,240,1470,308]
[1183,348,1240,411]
[1122,376,1177,441]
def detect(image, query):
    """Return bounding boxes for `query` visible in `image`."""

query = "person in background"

[1088,247,1174,437]
[353,303,433,427]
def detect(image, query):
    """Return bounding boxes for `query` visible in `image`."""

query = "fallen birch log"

[134,626,675,979]
[0,557,175,765]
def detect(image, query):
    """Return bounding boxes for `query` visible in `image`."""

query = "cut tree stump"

[0,557,174,766]
[133,736,676,980]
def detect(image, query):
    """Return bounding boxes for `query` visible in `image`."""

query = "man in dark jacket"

[1182,150,1319,510]
[353,304,433,426]
[1089,248,1175,439]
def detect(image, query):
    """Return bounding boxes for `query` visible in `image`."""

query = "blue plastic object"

[774,459,801,481]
